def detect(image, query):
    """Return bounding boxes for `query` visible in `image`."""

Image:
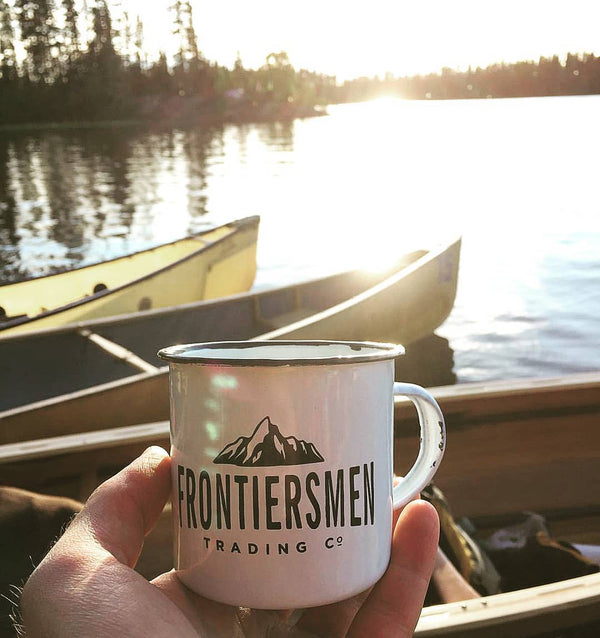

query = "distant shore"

[0,100,328,134]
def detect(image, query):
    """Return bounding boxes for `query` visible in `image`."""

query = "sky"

[120,0,600,80]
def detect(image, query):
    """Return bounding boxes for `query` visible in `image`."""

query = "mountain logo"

[213,416,325,467]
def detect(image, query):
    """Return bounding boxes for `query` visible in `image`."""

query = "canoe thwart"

[77,328,159,374]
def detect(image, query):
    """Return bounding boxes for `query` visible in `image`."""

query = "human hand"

[21,447,439,637]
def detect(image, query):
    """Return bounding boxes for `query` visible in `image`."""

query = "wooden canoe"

[0,215,260,336]
[0,371,598,636]
[0,238,461,438]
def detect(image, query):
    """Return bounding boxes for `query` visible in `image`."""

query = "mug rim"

[157,340,404,366]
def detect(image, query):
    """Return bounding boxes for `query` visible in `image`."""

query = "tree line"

[0,0,336,125]
[338,52,600,102]
[1,0,599,126]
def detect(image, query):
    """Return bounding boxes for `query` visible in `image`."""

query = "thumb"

[78,445,171,567]
[348,499,439,637]
[21,447,179,637]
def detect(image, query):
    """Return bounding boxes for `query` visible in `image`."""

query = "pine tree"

[89,0,115,56]
[14,0,58,82]
[133,16,145,68]
[61,0,79,57]
[121,10,132,64]
[0,0,17,82]
[181,0,200,68]
[170,0,205,94]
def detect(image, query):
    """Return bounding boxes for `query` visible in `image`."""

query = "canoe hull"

[259,237,458,345]
[0,216,259,335]
[1,372,599,637]
[0,238,461,434]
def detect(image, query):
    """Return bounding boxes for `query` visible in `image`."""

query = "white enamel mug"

[158,340,445,610]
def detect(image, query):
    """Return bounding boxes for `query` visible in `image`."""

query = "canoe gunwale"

[416,571,600,636]
[258,239,460,342]
[0,215,258,286]
[256,247,432,341]
[0,215,259,333]
[3,369,598,462]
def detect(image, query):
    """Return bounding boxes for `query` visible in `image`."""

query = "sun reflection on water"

[3,96,599,381]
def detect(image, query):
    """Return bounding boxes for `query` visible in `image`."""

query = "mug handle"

[392,382,446,509]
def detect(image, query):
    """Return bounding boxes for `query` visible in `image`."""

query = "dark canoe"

[0,371,598,636]
[0,238,461,440]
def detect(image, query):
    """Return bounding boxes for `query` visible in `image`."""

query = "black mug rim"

[157,340,405,366]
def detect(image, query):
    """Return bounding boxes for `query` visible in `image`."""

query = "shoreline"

[0,104,328,134]
[4,92,594,133]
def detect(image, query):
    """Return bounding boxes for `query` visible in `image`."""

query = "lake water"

[1,95,599,384]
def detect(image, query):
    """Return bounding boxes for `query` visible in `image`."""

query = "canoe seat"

[259,307,316,330]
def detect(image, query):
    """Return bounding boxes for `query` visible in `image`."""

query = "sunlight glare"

[122,1,600,81]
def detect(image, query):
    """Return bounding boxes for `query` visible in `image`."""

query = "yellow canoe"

[0,216,260,335]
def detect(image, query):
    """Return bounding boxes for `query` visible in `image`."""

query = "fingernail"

[142,446,169,462]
